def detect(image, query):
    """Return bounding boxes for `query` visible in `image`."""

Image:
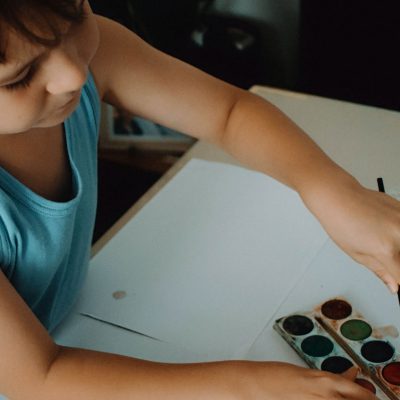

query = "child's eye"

[4,64,37,92]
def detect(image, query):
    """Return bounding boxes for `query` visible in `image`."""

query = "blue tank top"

[0,73,100,332]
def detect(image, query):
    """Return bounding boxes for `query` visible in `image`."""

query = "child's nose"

[45,49,87,95]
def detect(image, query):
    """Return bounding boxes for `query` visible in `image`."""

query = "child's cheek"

[0,93,43,134]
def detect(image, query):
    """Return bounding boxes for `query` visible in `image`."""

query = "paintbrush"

[377,177,400,304]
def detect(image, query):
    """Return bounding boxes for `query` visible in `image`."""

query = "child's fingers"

[355,253,399,293]
[339,367,378,399]
[375,269,398,294]
[376,253,400,293]
[340,366,359,381]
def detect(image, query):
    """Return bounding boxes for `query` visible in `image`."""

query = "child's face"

[0,0,99,135]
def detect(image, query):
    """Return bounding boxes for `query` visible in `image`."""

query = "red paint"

[382,362,400,386]
[321,299,352,320]
[355,379,376,394]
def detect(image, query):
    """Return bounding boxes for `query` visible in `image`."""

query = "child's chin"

[41,105,77,127]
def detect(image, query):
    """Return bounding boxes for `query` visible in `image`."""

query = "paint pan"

[274,301,392,399]
[274,313,384,397]
[316,298,400,399]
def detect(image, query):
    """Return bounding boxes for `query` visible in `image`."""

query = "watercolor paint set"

[274,298,400,399]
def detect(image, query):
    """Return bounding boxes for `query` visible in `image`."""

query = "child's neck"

[0,123,73,202]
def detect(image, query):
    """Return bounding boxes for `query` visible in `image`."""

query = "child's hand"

[230,361,376,399]
[302,176,400,292]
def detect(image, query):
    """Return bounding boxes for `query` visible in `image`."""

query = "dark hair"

[0,0,86,63]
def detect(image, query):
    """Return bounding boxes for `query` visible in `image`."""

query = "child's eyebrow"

[0,53,42,85]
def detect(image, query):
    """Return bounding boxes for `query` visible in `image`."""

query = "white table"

[53,86,400,363]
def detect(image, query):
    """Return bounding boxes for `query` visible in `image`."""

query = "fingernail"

[388,283,398,294]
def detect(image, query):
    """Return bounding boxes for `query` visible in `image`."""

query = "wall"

[210,0,301,87]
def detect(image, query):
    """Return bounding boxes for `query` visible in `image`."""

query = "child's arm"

[0,271,376,400]
[91,15,400,292]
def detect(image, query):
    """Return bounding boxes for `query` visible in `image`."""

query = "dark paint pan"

[282,315,314,336]
[361,340,394,364]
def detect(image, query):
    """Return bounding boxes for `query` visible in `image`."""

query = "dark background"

[91,0,400,111]
[91,0,400,241]
[300,1,400,111]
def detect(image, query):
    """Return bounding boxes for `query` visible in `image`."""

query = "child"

[0,1,397,398]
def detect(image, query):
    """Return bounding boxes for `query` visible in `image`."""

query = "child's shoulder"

[90,15,147,102]
[89,15,119,99]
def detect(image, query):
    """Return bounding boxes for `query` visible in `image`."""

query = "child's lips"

[38,92,81,124]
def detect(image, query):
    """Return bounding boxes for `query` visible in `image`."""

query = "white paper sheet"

[245,239,399,363]
[78,159,328,358]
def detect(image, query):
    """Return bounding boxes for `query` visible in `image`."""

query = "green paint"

[301,335,334,357]
[340,319,372,341]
